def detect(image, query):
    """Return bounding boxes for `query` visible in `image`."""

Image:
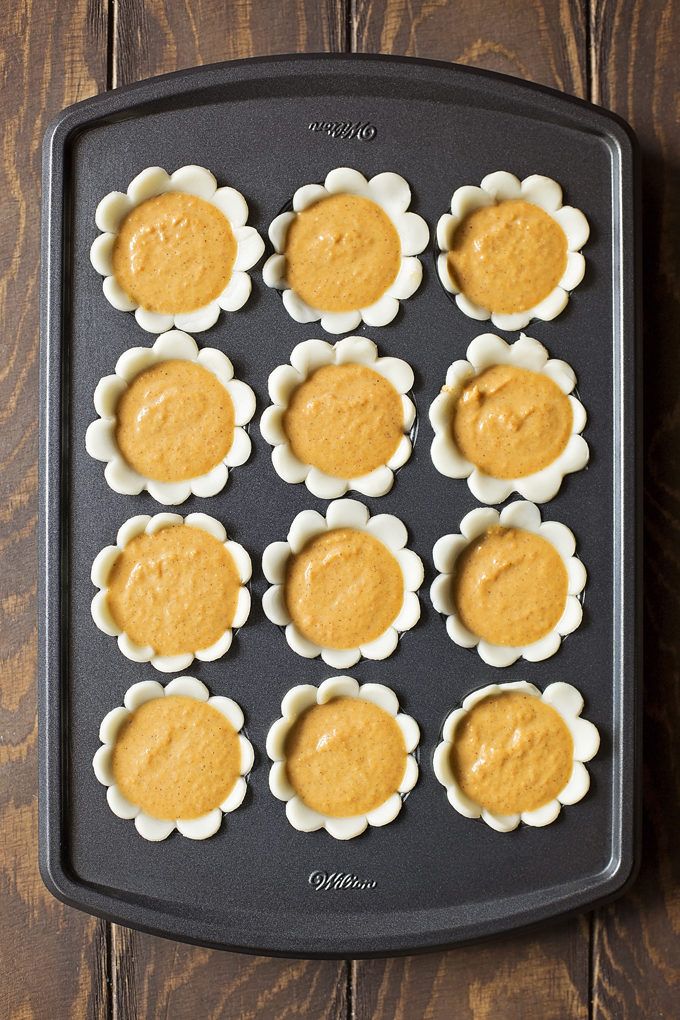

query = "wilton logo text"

[308,121,377,141]
[309,870,377,891]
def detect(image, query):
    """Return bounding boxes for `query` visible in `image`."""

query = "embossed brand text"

[308,121,377,141]
[309,870,377,891]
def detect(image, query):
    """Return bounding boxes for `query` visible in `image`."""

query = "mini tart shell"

[91,512,252,673]
[90,165,265,333]
[267,675,420,840]
[85,329,256,505]
[262,498,424,668]
[429,332,589,504]
[436,171,590,329]
[93,675,254,842]
[263,167,429,334]
[261,335,415,498]
[433,680,600,832]
[430,500,586,667]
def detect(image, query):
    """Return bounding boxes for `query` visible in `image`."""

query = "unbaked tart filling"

[93,675,254,841]
[115,359,235,482]
[112,694,242,820]
[91,165,264,333]
[282,362,404,479]
[447,199,567,316]
[451,363,573,480]
[284,193,401,312]
[284,527,404,650]
[264,168,429,333]
[449,690,573,816]
[434,680,600,831]
[112,192,237,314]
[106,526,241,656]
[452,525,568,647]
[267,675,420,839]
[284,697,407,817]
[436,172,589,330]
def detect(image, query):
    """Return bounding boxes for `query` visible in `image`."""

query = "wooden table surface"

[1,1,678,1017]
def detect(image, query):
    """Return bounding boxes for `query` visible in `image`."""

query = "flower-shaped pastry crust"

[433,680,600,832]
[261,336,415,498]
[85,330,256,505]
[93,676,254,842]
[429,332,588,504]
[431,501,586,666]
[90,165,264,333]
[436,171,589,329]
[91,512,251,673]
[263,167,429,333]
[267,675,420,840]
[262,498,424,668]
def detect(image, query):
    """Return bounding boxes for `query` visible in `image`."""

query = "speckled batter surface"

[450,691,573,814]
[453,526,568,647]
[283,363,403,478]
[447,199,567,314]
[285,194,401,312]
[284,527,404,649]
[107,526,240,655]
[284,697,406,816]
[112,695,241,819]
[112,192,236,313]
[115,360,235,482]
[451,364,573,479]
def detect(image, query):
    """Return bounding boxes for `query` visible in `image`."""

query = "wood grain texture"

[113,0,347,87]
[108,2,348,1017]
[351,1,590,1017]
[590,1,680,1016]
[3,2,672,1017]
[352,0,587,95]
[0,2,110,1019]
[353,921,591,1020]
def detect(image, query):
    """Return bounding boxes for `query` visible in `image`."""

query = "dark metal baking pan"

[39,54,641,957]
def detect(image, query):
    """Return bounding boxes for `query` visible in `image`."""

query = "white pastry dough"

[267,675,420,840]
[85,330,255,505]
[93,676,253,842]
[90,165,264,332]
[261,335,415,498]
[437,171,589,329]
[429,332,588,503]
[433,680,599,832]
[263,167,429,333]
[430,501,586,666]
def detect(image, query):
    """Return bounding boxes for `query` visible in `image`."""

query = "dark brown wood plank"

[353,920,591,1020]
[352,0,587,94]
[109,3,349,1016]
[351,2,590,1017]
[590,1,680,1015]
[113,0,347,87]
[0,2,110,1019]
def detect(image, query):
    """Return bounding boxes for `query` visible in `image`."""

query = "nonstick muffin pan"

[39,54,641,957]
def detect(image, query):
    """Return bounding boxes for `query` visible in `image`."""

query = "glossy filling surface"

[447,199,567,314]
[284,527,404,649]
[106,526,241,655]
[115,360,235,482]
[112,695,241,820]
[453,526,568,647]
[285,194,401,312]
[112,192,236,313]
[284,697,406,816]
[283,363,404,478]
[450,691,574,815]
[451,364,573,479]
